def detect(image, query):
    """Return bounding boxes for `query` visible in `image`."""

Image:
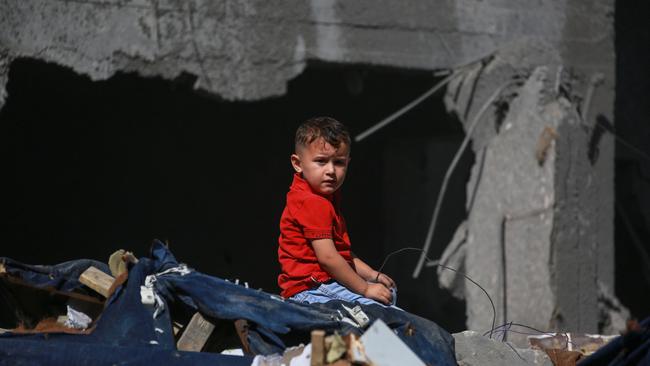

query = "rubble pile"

[0,240,455,365]
[1,240,646,365]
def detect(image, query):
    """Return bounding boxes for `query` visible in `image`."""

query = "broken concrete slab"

[0,0,614,103]
[436,57,618,343]
[461,67,558,340]
[453,331,552,366]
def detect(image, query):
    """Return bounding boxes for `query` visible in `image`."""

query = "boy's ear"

[290,154,302,173]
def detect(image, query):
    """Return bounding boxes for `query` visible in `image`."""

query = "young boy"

[277,117,396,306]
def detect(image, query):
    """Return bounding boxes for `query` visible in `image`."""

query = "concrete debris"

[453,331,552,366]
[597,282,631,334]
[459,66,558,339]
[528,333,617,357]
[438,60,621,344]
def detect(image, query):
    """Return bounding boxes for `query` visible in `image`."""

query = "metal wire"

[376,247,497,340]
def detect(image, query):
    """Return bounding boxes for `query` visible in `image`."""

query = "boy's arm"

[311,239,392,305]
[350,253,376,281]
[351,252,396,289]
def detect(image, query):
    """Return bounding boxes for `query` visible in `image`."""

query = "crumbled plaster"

[462,67,559,339]
[439,55,619,342]
[0,0,613,101]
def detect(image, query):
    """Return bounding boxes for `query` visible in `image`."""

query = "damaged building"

[1,0,649,364]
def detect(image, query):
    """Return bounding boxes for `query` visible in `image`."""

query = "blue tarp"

[0,240,456,365]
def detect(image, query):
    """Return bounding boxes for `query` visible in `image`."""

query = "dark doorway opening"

[0,58,472,331]
[614,0,650,321]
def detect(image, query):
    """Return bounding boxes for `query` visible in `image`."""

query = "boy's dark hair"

[295,117,351,152]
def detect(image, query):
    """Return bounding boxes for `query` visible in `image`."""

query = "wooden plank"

[79,266,115,298]
[344,333,370,364]
[310,330,325,366]
[177,312,215,352]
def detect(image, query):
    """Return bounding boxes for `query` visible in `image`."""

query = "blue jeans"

[289,281,400,309]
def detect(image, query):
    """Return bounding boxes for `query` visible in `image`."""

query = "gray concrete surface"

[439,57,619,342]
[453,331,552,366]
[0,0,613,104]
[457,66,559,340]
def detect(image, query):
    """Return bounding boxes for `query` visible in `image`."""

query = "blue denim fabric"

[0,338,253,366]
[0,240,456,365]
[290,280,399,308]
[0,257,110,293]
[0,254,175,349]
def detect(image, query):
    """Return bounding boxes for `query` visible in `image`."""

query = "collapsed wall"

[0,0,618,336]
[438,51,623,344]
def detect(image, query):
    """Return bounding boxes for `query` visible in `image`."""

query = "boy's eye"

[334,160,346,166]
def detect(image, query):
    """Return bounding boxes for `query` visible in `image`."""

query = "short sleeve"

[295,196,335,239]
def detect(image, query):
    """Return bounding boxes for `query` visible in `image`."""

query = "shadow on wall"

[0,58,472,331]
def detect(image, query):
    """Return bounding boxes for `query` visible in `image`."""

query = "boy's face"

[291,137,350,196]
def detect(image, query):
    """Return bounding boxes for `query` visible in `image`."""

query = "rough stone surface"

[462,67,559,340]
[0,0,614,105]
[453,331,552,366]
[441,52,617,343]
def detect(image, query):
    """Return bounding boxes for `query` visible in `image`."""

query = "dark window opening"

[614,0,650,321]
[0,58,473,331]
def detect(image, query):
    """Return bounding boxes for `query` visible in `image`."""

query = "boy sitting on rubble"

[278,117,397,307]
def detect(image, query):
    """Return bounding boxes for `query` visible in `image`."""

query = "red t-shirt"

[277,173,353,298]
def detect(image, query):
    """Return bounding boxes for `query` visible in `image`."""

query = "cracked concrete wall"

[448,65,562,341]
[442,60,617,342]
[0,0,612,104]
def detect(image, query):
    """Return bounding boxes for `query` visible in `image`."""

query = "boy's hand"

[374,272,396,289]
[364,282,393,305]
